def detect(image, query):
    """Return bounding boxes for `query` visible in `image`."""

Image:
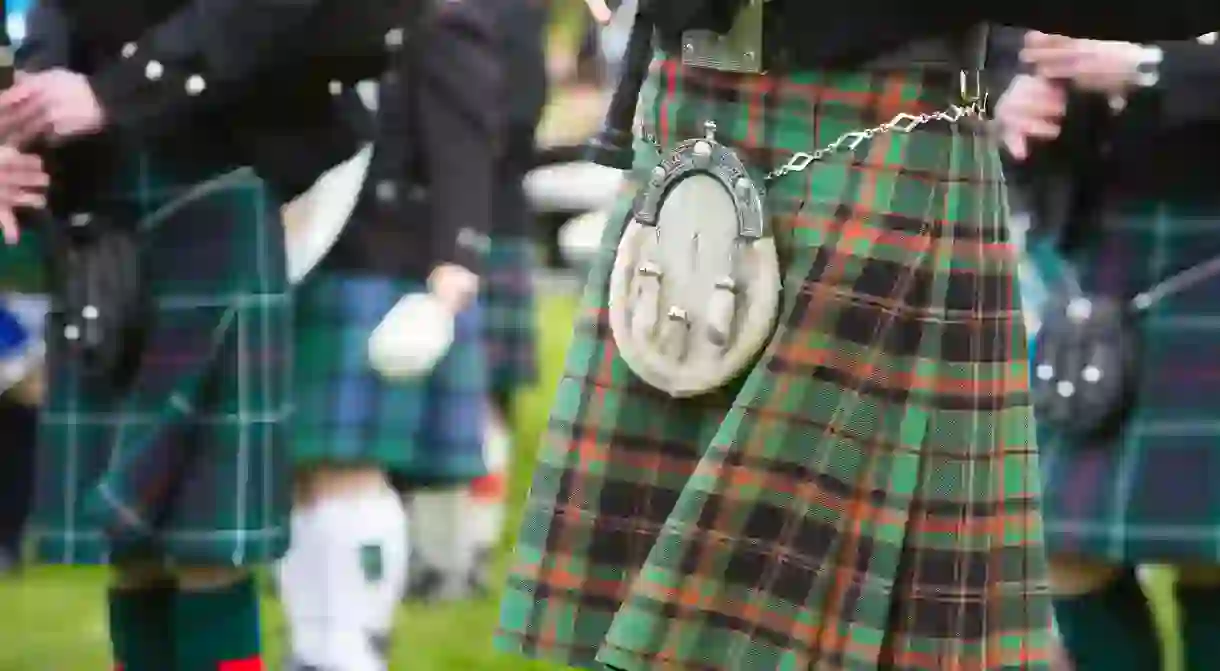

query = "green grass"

[0,294,1187,670]
[1,296,580,671]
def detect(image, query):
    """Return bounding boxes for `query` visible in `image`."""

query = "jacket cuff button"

[145,61,163,81]
[185,75,205,95]
[121,43,137,58]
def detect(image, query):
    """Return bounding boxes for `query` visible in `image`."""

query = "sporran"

[608,78,984,397]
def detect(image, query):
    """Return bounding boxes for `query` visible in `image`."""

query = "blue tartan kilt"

[292,271,489,486]
[1035,200,1220,563]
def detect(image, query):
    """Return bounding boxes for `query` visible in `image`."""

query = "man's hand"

[428,263,480,313]
[0,146,49,245]
[0,69,106,146]
[1021,31,1146,97]
[993,74,1067,161]
[584,0,613,24]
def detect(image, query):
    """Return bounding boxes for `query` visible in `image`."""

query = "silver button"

[375,180,397,202]
[145,61,163,81]
[64,324,80,341]
[185,75,206,95]
[82,305,98,320]
[384,28,405,49]
[70,213,91,227]
[121,43,137,58]
[456,227,491,253]
[328,80,342,95]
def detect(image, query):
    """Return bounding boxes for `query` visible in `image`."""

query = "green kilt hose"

[496,58,1054,669]
[29,147,292,568]
[482,235,538,395]
[1037,200,1220,563]
[291,272,490,485]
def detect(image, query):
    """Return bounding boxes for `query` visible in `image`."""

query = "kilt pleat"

[30,150,292,567]
[1037,200,1220,563]
[497,59,1052,670]
[482,235,538,394]
[292,271,490,485]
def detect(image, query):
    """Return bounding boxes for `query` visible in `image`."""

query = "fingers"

[584,0,613,24]
[1000,127,1029,161]
[0,208,19,245]
[0,83,49,146]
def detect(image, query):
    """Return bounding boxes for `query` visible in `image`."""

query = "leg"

[1050,555,1162,670]
[173,566,264,671]
[1174,564,1220,671]
[0,397,36,570]
[109,562,176,671]
[281,465,407,671]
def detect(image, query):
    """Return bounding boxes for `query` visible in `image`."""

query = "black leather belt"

[660,24,988,74]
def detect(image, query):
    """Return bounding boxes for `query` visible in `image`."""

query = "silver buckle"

[679,0,765,74]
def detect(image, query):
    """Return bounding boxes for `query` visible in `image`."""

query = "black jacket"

[322,0,503,280]
[988,26,1220,239]
[18,0,394,200]
[657,0,1220,70]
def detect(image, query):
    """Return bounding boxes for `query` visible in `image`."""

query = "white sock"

[282,486,406,671]
[469,414,511,551]
[409,488,474,599]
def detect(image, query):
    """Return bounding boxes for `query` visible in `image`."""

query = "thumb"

[0,209,19,245]
[585,0,613,24]
[1001,128,1029,161]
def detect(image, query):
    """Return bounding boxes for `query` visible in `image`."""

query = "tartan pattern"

[0,231,48,294]
[482,235,538,394]
[29,152,292,567]
[291,271,489,485]
[1037,200,1220,562]
[497,59,1054,669]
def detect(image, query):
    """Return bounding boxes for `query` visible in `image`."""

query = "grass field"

[0,294,1188,670]
[2,296,581,671]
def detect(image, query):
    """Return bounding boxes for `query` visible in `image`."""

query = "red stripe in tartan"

[217,657,263,671]
[500,57,1048,670]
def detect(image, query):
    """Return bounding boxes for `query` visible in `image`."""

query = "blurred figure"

[6,1,393,669]
[279,2,501,666]
[421,0,549,599]
[995,27,1220,671]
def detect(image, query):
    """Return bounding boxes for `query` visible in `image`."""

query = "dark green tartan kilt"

[28,151,292,568]
[291,271,489,486]
[1037,200,1220,563]
[0,232,48,294]
[497,59,1054,670]
[482,235,538,395]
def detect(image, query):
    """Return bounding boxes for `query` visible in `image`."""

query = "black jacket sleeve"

[1116,37,1220,130]
[975,2,1220,41]
[15,0,72,72]
[416,0,503,274]
[83,0,323,139]
[986,26,1112,179]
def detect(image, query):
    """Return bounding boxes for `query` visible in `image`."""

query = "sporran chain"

[641,71,987,187]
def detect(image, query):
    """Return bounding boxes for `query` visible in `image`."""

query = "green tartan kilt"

[497,59,1054,670]
[1037,200,1220,563]
[291,271,489,486]
[0,232,48,294]
[482,235,538,395]
[28,149,292,568]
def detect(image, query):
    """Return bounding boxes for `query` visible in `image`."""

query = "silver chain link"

[763,99,984,183]
[642,97,985,186]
